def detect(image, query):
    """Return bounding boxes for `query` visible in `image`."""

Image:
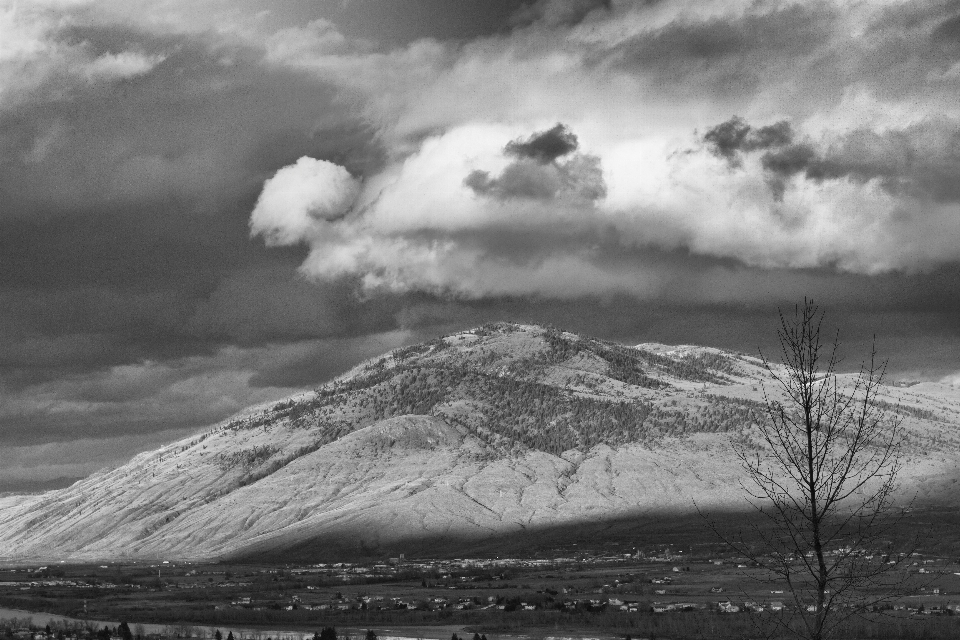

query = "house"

[718,601,740,613]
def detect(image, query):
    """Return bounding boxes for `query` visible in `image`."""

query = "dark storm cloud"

[185,266,405,347]
[810,123,960,203]
[0,13,405,454]
[0,38,384,223]
[6,0,960,483]
[510,0,613,28]
[326,0,612,45]
[932,12,960,42]
[465,123,605,202]
[247,331,418,388]
[703,116,960,204]
[504,123,579,163]
[609,4,836,95]
[0,22,385,340]
[465,163,563,200]
[767,120,960,203]
[330,0,535,44]
[703,117,794,165]
[345,263,960,379]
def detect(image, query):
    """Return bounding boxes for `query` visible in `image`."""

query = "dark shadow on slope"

[226,504,960,564]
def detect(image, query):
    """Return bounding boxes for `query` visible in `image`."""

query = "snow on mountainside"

[1,323,959,562]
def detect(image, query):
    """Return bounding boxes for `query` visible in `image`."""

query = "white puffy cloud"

[81,50,164,82]
[251,116,960,298]
[248,0,960,299]
[249,156,361,246]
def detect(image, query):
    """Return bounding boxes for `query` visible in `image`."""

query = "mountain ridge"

[1,322,958,562]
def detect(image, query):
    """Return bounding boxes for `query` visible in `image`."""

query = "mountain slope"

[1,323,958,562]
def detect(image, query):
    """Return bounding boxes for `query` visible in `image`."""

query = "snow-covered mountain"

[1,323,958,562]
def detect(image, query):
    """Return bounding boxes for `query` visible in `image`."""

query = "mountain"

[1,323,959,562]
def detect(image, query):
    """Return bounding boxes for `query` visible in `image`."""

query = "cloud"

[464,163,565,200]
[0,2,166,108]
[251,51,960,295]
[80,49,165,81]
[249,156,362,246]
[0,429,195,490]
[704,116,794,165]
[702,115,960,205]
[465,123,605,201]
[0,324,424,450]
[248,123,621,297]
[510,0,612,28]
[9,0,960,479]
[246,330,415,388]
[504,122,579,163]
[247,0,960,290]
[0,343,303,446]
[760,119,960,203]
[186,266,360,344]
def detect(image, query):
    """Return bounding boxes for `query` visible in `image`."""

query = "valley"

[2,545,960,640]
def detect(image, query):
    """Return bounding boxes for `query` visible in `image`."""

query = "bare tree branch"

[700,299,913,640]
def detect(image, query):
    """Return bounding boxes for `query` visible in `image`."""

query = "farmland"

[3,544,960,640]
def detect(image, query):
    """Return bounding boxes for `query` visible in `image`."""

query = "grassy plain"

[3,530,960,640]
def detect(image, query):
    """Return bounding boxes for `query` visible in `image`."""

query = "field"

[4,535,960,640]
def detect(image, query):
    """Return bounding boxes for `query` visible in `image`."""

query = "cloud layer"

[250,0,960,297]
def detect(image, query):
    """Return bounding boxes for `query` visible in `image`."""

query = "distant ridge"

[0,322,958,562]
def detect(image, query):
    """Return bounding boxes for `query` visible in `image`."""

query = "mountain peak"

[1,325,957,562]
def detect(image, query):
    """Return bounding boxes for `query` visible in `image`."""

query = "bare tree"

[711,300,912,640]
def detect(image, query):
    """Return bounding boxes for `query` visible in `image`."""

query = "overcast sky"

[3,0,960,491]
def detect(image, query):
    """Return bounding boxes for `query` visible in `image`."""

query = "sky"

[3,0,960,491]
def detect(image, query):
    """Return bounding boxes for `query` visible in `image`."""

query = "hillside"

[1,323,959,562]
